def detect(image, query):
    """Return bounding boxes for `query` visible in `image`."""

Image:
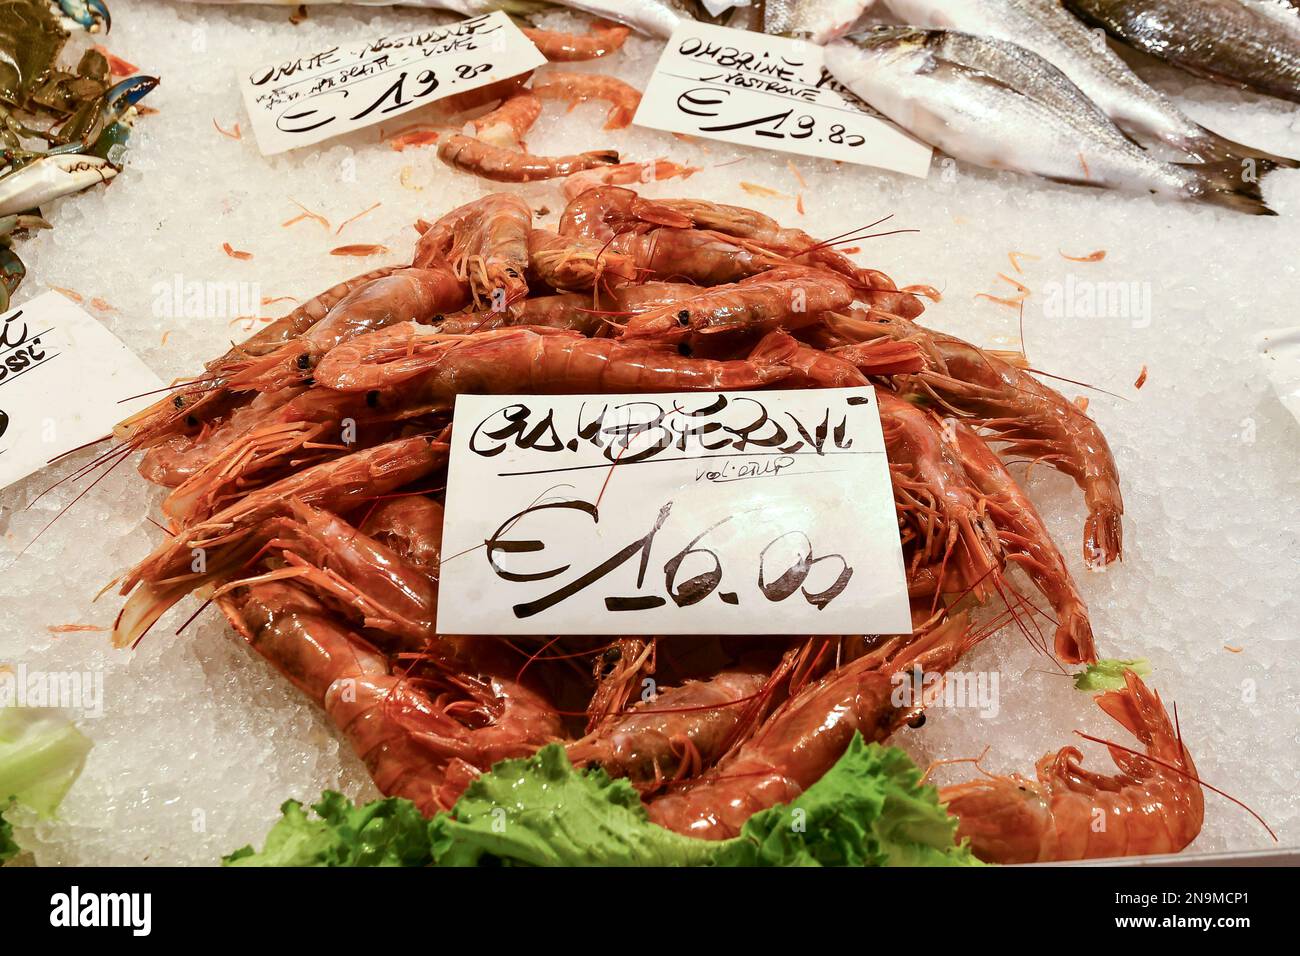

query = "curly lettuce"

[227,735,979,868]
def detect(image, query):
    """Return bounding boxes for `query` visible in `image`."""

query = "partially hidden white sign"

[633,21,933,178]
[0,292,163,492]
[438,388,912,636]
[238,10,546,155]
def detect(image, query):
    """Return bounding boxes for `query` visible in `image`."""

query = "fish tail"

[1190,126,1300,171]
[1181,159,1278,216]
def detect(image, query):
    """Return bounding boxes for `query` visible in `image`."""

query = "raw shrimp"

[148,384,363,516]
[583,636,654,731]
[115,266,404,449]
[568,668,770,789]
[436,283,707,337]
[641,196,928,318]
[527,228,635,290]
[521,19,631,61]
[313,325,791,396]
[220,581,561,815]
[647,613,982,839]
[558,185,692,241]
[941,671,1203,863]
[620,267,856,339]
[228,267,468,392]
[562,159,699,201]
[950,419,1096,664]
[909,327,1122,566]
[413,193,532,308]
[215,498,441,648]
[608,227,791,286]
[437,133,619,183]
[113,436,449,647]
[750,330,869,388]
[828,310,1124,565]
[359,494,444,575]
[466,91,541,148]
[433,298,610,336]
[878,391,1003,604]
[532,70,642,129]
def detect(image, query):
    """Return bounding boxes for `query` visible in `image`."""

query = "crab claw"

[104,74,159,117]
[57,0,111,33]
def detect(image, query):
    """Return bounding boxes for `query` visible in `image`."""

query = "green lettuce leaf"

[0,707,92,865]
[1073,658,1151,691]
[223,791,434,867]
[428,744,721,867]
[228,735,979,867]
[0,801,17,864]
[0,707,93,818]
[719,735,981,867]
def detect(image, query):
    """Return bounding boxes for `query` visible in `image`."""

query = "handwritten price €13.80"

[274,60,494,134]
[675,87,867,147]
[484,497,854,620]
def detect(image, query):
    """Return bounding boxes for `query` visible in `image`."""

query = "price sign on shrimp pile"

[438,388,912,636]
[238,10,546,156]
[0,292,162,494]
[633,22,932,178]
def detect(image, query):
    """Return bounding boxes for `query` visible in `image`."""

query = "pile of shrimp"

[101,175,1206,865]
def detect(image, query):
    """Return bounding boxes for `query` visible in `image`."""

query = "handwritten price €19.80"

[484,497,854,620]
[675,87,866,147]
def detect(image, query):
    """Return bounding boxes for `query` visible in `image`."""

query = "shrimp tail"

[1085,498,1124,568]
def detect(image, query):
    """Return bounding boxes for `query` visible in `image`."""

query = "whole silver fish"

[762,0,877,42]
[181,1,554,11]
[884,0,1297,168]
[181,1,696,37]
[559,0,700,37]
[823,27,1277,213]
[1066,0,1300,103]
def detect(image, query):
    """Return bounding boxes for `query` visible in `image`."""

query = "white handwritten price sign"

[238,10,546,156]
[438,388,911,636]
[0,292,162,493]
[634,22,932,178]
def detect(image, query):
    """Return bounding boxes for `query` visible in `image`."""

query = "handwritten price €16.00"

[484,498,853,620]
[676,87,866,147]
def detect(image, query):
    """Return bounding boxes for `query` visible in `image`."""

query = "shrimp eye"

[906,713,926,729]
[601,646,622,665]
[366,390,380,408]
[296,353,311,370]
[172,394,185,409]
[676,309,691,326]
